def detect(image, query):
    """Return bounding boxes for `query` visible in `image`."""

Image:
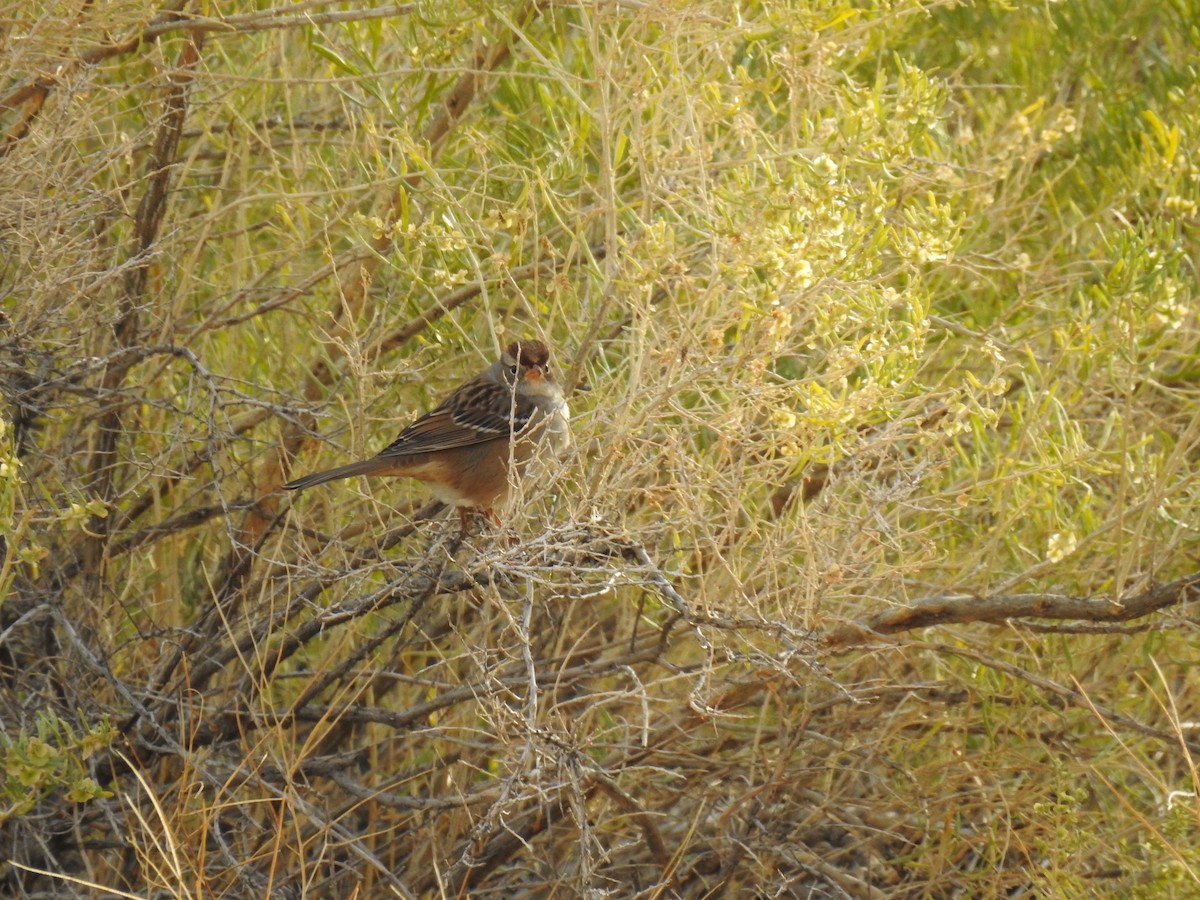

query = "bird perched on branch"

[283,339,571,529]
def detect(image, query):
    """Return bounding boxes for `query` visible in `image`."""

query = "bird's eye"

[509,365,518,375]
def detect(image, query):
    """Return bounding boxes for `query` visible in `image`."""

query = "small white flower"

[1046,531,1077,563]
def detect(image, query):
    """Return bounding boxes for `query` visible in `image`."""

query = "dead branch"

[823,572,1200,648]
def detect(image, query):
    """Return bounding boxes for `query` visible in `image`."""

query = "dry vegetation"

[2,0,1200,896]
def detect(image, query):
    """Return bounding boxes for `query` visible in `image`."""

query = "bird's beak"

[525,367,543,381]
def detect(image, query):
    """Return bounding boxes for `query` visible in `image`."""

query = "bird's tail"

[282,458,382,491]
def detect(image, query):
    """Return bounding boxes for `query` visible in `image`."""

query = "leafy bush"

[2,0,1198,895]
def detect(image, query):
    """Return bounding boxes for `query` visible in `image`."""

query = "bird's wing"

[373,378,536,458]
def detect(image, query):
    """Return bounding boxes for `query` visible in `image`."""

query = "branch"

[0,3,421,154]
[82,26,203,575]
[823,572,1200,648]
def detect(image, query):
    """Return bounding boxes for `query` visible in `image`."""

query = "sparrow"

[283,340,571,528]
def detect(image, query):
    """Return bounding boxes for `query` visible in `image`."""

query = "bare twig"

[823,573,1200,649]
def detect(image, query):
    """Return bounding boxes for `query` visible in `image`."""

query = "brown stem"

[82,24,203,577]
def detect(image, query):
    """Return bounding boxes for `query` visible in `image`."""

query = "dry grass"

[2,0,1200,896]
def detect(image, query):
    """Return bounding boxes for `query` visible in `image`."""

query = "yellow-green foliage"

[1,0,1199,895]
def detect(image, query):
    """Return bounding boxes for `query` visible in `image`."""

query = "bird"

[283,339,571,529]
